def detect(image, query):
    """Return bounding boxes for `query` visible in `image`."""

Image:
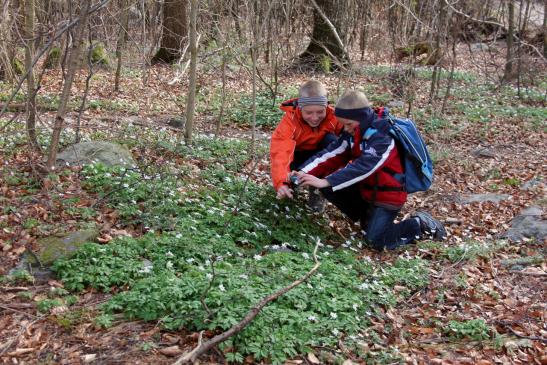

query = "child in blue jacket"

[295,90,446,250]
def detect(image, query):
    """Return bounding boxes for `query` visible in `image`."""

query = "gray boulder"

[56,141,136,167]
[457,193,512,204]
[501,206,546,243]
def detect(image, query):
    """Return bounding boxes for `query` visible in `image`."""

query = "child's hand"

[276,185,294,199]
[297,173,331,189]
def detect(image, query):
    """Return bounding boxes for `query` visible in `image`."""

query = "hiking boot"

[414,211,447,240]
[306,189,326,213]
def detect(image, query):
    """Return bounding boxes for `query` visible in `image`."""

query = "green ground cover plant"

[53,157,431,364]
[445,319,493,341]
[228,90,286,128]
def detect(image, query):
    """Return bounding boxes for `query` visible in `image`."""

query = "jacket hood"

[358,107,377,131]
[279,98,299,113]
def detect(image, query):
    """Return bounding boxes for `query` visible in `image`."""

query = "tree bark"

[46,1,92,170]
[23,0,40,151]
[0,0,15,81]
[297,0,349,70]
[543,0,546,59]
[503,0,515,81]
[114,0,129,92]
[152,0,188,64]
[184,0,198,145]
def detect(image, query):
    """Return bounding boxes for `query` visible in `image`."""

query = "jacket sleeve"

[270,114,297,191]
[300,134,351,177]
[325,133,396,191]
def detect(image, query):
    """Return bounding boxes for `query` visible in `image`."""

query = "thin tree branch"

[443,0,545,61]
[0,0,111,122]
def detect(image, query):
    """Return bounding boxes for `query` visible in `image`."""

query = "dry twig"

[173,241,322,364]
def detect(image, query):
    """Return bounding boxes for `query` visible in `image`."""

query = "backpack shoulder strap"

[364,128,378,140]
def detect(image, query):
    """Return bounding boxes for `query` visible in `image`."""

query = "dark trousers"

[320,184,422,250]
[290,133,338,171]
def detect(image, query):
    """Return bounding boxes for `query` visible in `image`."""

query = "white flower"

[353,303,359,311]
[138,266,152,274]
[166,251,174,258]
[308,315,317,322]
[166,261,173,269]
[175,233,182,239]
[218,284,226,292]
[206,273,213,279]
[330,312,337,319]
[253,254,262,261]
[301,252,310,259]
[332,329,339,336]
[186,257,195,263]
[123,183,129,188]
[239,274,248,280]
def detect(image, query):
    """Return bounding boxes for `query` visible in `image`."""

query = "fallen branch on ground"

[173,241,322,365]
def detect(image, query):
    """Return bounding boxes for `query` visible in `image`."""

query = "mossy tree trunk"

[151,0,188,64]
[297,0,349,70]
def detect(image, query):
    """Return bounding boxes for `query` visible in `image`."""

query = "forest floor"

[0,43,546,365]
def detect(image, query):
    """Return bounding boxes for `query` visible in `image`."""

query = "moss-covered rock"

[35,229,100,266]
[44,47,62,69]
[12,58,24,75]
[90,42,110,67]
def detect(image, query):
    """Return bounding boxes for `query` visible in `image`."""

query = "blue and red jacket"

[300,107,407,208]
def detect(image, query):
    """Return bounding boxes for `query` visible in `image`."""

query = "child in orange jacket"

[270,80,343,209]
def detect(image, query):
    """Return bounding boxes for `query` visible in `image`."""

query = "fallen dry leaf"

[307,352,320,364]
[158,345,183,356]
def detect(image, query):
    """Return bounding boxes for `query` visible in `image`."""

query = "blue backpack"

[371,109,434,193]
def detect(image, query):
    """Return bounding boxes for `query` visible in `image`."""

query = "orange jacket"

[270,98,343,191]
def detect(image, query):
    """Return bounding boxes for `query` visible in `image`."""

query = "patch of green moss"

[44,47,62,69]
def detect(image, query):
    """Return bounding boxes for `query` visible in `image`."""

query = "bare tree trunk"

[544,0,547,59]
[215,45,227,138]
[359,1,371,61]
[152,0,188,64]
[114,0,129,92]
[503,0,515,81]
[140,0,149,86]
[184,0,198,145]
[429,0,446,105]
[441,38,457,114]
[249,0,259,155]
[23,0,40,151]
[46,1,92,170]
[297,0,350,70]
[76,29,95,144]
[0,0,16,81]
